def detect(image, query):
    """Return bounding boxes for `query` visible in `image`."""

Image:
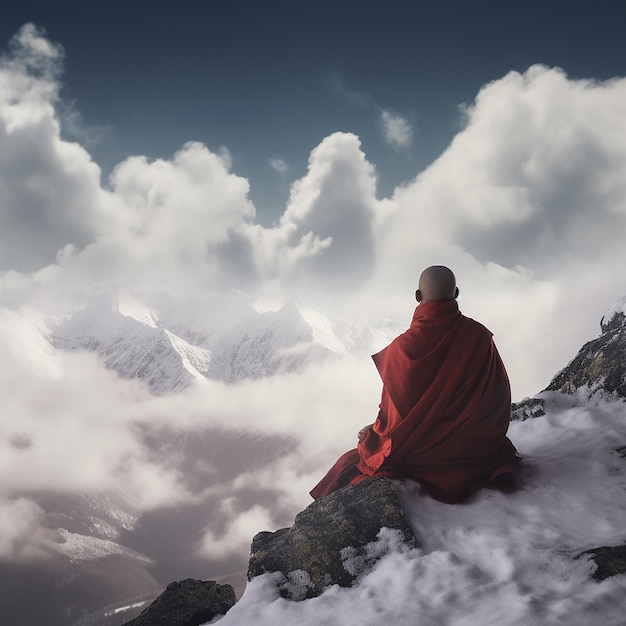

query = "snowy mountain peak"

[251,295,284,313]
[116,292,159,328]
[45,292,395,394]
[601,295,626,333]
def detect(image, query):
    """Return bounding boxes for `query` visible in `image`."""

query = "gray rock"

[247,477,419,600]
[121,578,235,626]
[579,545,626,581]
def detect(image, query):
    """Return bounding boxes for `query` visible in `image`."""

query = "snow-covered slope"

[219,393,626,626]
[53,302,214,393]
[0,488,162,626]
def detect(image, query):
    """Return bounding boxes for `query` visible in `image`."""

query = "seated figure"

[310,266,520,503]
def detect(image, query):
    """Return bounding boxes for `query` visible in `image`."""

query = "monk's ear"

[454,287,459,299]
[415,289,422,303]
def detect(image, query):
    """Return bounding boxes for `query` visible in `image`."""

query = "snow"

[0,307,58,375]
[55,528,151,563]
[214,392,626,626]
[601,296,626,331]
[51,299,216,393]
[48,293,393,393]
[251,295,284,313]
[104,600,149,617]
[299,306,348,354]
[117,291,159,328]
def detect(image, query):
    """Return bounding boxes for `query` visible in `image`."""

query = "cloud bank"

[2,25,626,566]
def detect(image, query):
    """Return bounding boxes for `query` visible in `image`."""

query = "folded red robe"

[310,300,520,503]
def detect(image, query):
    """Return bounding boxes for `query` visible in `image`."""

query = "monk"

[310,266,520,503]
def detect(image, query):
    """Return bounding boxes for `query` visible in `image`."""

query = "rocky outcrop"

[512,298,626,421]
[579,545,626,581]
[545,298,626,400]
[121,578,236,626]
[247,477,419,600]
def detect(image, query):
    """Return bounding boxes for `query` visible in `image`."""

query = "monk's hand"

[357,425,372,442]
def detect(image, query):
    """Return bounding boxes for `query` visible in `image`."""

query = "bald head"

[416,266,458,303]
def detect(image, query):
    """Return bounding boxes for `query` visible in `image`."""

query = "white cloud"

[0,24,115,273]
[331,74,413,150]
[0,496,54,560]
[270,132,381,295]
[380,109,413,148]
[99,142,258,291]
[197,501,276,559]
[269,157,289,175]
[329,73,373,108]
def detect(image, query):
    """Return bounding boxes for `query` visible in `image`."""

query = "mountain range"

[50,291,395,394]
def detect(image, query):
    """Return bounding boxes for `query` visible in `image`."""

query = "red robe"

[310,300,520,503]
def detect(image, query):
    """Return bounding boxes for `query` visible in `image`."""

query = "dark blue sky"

[3,0,626,222]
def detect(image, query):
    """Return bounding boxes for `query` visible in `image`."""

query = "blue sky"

[4,0,626,223]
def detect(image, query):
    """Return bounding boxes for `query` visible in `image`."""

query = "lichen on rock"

[545,297,626,400]
[247,477,419,600]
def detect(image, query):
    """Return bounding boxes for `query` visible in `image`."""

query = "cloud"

[329,73,373,108]
[331,74,413,149]
[0,496,55,560]
[269,157,289,176]
[197,501,276,560]
[0,24,114,273]
[380,109,413,148]
[100,142,258,291]
[0,315,146,497]
[442,65,626,267]
[269,132,380,294]
[0,26,380,301]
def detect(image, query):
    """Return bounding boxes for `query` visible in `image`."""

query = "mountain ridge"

[48,292,397,394]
